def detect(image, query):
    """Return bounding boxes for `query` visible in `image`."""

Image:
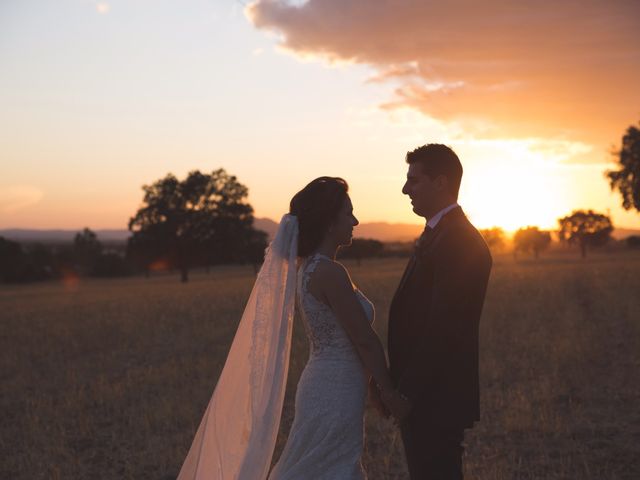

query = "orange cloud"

[248,0,640,146]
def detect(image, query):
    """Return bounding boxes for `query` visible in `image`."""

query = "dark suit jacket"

[388,207,492,430]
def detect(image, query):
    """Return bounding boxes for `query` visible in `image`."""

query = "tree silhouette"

[339,238,384,266]
[513,226,551,259]
[0,237,27,282]
[28,243,54,277]
[243,228,269,273]
[557,210,613,258]
[606,121,640,212]
[480,227,506,252]
[627,235,640,249]
[73,228,103,274]
[0,238,52,282]
[126,229,164,278]
[128,169,261,282]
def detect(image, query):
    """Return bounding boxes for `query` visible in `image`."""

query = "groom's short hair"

[406,144,463,199]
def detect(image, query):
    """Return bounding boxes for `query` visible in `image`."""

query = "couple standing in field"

[177,144,493,480]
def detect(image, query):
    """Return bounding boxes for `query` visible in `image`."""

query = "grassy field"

[1,251,639,479]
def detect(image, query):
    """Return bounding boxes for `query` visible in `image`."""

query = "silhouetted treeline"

[0,230,131,283]
[626,236,640,248]
[0,225,269,284]
[0,232,407,283]
[477,210,632,260]
[339,238,385,265]
[2,161,636,284]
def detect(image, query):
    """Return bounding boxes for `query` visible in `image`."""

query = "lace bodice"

[269,253,372,479]
[297,253,375,359]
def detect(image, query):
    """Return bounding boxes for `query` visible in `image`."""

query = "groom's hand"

[380,389,412,426]
[391,394,412,425]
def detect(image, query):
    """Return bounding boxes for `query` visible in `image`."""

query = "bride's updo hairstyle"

[289,177,349,257]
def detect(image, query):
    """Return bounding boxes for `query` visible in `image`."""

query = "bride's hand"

[368,379,390,418]
[380,389,412,425]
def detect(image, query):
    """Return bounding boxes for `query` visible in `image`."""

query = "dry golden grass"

[1,252,639,479]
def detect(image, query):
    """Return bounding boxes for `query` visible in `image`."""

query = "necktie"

[397,225,433,292]
[416,225,433,250]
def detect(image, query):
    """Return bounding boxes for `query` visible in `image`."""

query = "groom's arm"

[396,229,491,396]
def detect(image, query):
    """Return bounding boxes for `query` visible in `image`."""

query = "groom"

[387,144,492,479]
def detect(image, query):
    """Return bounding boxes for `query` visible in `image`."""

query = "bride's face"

[331,196,359,246]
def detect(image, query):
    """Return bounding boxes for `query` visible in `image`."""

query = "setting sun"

[460,139,576,231]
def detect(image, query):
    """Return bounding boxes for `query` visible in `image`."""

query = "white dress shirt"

[427,202,459,229]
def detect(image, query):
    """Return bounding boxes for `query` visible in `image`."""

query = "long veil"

[177,214,299,480]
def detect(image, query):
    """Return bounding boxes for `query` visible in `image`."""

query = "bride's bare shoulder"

[311,258,353,290]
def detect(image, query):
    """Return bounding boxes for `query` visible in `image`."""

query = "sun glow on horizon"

[334,105,627,234]
[458,138,580,232]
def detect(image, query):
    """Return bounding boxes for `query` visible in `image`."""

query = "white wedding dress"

[268,253,375,480]
[176,216,375,480]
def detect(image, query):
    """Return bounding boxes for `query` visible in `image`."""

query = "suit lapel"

[391,226,431,306]
[416,224,438,252]
[391,207,466,307]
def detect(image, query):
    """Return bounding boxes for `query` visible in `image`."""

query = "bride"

[177,177,410,480]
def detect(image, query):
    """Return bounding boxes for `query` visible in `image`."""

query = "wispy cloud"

[0,186,44,213]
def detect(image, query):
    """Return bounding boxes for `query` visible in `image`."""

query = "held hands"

[369,377,411,424]
[368,379,391,418]
[379,388,412,425]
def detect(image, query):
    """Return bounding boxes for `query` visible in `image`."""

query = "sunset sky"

[1,0,639,232]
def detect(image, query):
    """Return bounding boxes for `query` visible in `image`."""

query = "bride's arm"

[312,261,410,418]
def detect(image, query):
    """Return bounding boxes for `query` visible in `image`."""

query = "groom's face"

[402,162,441,218]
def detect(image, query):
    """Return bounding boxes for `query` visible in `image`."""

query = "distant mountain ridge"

[2,220,639,243]
[253,218,427,242]
[0,229,131,243]
[0,219,425,244]
[218,221,640,242]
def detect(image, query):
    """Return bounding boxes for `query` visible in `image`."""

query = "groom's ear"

[434,174,449,192]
